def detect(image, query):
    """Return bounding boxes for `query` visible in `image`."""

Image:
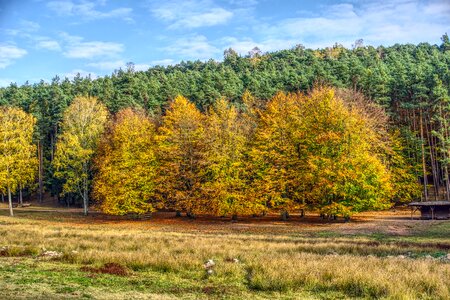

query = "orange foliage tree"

[94,108,159,215]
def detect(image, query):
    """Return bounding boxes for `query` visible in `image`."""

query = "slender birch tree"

[53,96,108,215]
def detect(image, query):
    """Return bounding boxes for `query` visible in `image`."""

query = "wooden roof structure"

[408,201,450,220]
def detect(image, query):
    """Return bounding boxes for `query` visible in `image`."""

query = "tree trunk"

[19,186,23,206]
[83,177,88,216]
[38,141,44,203]
[231,214,238,221]
[425,114,439,200]
[280,210,289,221]
[439,105,450,201]
[419,109,428,202]
[8,186,13,217]
[1,194,4,203]
[175,210,182,217]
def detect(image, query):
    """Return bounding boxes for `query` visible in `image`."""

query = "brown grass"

[0,208,448,299]
[80,262,128,276]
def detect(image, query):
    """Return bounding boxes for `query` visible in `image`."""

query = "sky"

[0,0,449,87]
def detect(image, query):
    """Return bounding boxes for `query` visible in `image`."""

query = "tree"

[156,95,205,217]
[53,96,108,215]
[94,108,159,215]
[202,98,259,219]
[299,88,393,218]
[252,92,306,218]
[253,88,394,219]
[0,107,37,216]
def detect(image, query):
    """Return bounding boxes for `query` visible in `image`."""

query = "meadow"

[0,206,449,299]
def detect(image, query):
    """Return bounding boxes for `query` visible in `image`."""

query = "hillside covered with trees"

[0,36,449,219]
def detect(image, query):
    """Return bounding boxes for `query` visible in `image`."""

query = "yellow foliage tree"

[156,95,205,217]
[202,98,261,219]
[53,96,108,215]
[252,92,307,219]
[0,107,37,216]
[94,108,159,215]
[297,88,393,218]
[254,88,393,219]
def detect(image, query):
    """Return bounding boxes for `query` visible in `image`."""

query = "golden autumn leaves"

[0,87,420,218]
[0,107,37,216]
[94,108,158,216]
[91,87,418,218]
[53,96,108,215]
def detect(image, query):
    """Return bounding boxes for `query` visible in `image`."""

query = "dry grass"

[0,208,449,299]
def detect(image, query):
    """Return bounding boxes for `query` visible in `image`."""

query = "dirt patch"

[81,262,128,276]
[201,286,229,295]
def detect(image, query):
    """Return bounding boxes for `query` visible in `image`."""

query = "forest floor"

[0,205,449,299]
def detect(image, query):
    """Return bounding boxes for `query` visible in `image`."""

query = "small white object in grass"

[204,259,215,269]
[397,255,406,259]
[446,253,450,260]
[424,255,434,260]
[232,258,239,263]
[206,269,214,275]
[41,250,62,258]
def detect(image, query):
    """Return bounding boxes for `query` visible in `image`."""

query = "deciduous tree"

[94,108,159,215]
[53,96,108,215]
[202,98,260,219]
[156,95,205,217]
[0,107,37,216]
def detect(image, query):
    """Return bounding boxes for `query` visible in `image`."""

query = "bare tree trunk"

[439,105,450,201]
[1,194,4,203]
[420,109,428,202]
[38,141,44,203]
[8,186,13,217]
[280,210,289,221]
[444,165,450,201]
[19,185,23,206]
[425,115,439,200]
[83,177,88,216]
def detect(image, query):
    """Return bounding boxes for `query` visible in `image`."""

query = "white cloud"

[60,33,124,59]
[19,20,40,32]
[256,0,450,48]
[4,19,40,37]
[64,41,123,59]
[151,59,175,66]
[86,60,151,72]
[47,1,133,22]
[151,0,233,29]
[0,78,15,88]
[0,44,27,69]
[63,69,97,80]
[219,37,297,55]
[86,60,125,70]
[35,37,61,51]
[165,35,220,60]
[134,63,151,71]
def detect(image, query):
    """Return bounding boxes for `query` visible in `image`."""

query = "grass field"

[0,206,449,299]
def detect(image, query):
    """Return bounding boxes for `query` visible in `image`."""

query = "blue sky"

[0,0,449,87]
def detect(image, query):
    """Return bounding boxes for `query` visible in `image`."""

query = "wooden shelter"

[408,201,450,220]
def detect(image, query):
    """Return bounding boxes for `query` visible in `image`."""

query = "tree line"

[0,36,449,216]
[0,87,420,219]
